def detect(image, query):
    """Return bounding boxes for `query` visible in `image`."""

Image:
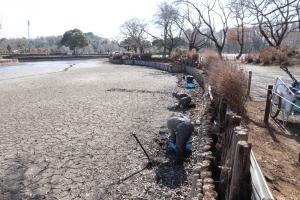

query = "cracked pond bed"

[0,60,205,200]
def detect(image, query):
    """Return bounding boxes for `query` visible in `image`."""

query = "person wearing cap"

[167,116,194,164]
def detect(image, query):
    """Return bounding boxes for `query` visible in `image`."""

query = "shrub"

[258,47,290,65]
[270,47,278,61]
[170,48,183,61]
[112,53,122,60]
[245,54,254,63]
[130,54,140,60]
[208,61,248,115]
[140,53,152,61]
[201,49,222,71]
[254,57,261,64]
[259,49,272,65]
[277,50,288,64]
[187,49,199,62]
[281,46,296,57]
[122,54,130,60]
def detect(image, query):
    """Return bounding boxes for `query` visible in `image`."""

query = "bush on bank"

[204,50,248,115]
[245,46,296,65]
[111,48,201,68]
[111,52,153,61]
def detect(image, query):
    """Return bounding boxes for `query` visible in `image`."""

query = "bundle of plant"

[258,47,289,65]
[112,53,123,60]
[259,49,273,65]
[140,53,152,61]
[276,50,289,64]
[200,49,222,72]
[245,54,254,63]
[208,61,248,115]
[170,48,184,62]
[187,49,199,62]
[284,47,296,57]
[122,54,130,60]
[130,53,140,60]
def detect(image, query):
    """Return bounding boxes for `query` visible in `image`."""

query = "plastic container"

[295,96,300,113]
[168,137,192,153]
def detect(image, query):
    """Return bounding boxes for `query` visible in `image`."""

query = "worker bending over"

[167,116,194,164]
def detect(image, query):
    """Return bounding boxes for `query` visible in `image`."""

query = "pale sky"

[0,0,169,39]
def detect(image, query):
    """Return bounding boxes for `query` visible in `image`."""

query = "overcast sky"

[0,0,170,39]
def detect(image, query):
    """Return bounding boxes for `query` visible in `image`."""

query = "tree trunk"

[139,46,144,54]
[189,42,194,51]
[236,42,244,60]
[163,25,168,58]
[216,46,223,58]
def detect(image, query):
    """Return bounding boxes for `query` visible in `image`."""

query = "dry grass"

[207,52,248,115]
[140,53,152,61]
[259,47,290,65]
[245,54,254,63]
[170,48,199,64]
[187,49,199,62]
[259,49,273,65]
[112,53,123,60]
[170,48,184,61]
[201,49,221,71]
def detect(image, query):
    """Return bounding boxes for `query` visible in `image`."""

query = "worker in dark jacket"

[172,92,192,110]
[167,116,194,164]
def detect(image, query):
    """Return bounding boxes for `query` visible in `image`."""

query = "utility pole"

[0,16,3,30]
[27,20,30,39]
[27,20,31,53]
[0,16,3,35]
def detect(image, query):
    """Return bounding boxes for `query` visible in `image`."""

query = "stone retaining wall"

[110,59,186,73]
[185,66,205,90]
[190,95,218,200]
[109,58,123,64]
[0,59,18,65]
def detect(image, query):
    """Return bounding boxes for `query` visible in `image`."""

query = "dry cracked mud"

[0,60,192,200]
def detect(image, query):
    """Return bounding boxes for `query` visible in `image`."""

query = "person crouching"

[167,116,194,164]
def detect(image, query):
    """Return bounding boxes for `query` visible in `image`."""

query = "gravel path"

[0,60,185,199]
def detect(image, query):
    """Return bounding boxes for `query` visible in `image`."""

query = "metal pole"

[247,71,252,98]
[264,85,273,124]
[27,20,30,39]
[131,133,152,162]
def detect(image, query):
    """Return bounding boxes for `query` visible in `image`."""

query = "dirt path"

[0,60,196,199]
[242,64,300,200]
[242,64,300,101]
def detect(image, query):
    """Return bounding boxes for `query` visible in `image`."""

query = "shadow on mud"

[0,155,27,200]
[282,120,300,143]
[155,161,187,189]
[153,121,189,189]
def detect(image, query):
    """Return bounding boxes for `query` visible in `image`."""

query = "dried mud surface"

[0,60,204,200]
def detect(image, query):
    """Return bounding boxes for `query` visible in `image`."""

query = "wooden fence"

[213,97,274,200]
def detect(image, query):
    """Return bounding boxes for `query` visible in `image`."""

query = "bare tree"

[177,0,231,56]
[174,12,208,50]
[229,0,249,59]
[296,0,300,31]
[151,2,184,56]
[120,18,148,53]
[247,0,298,47]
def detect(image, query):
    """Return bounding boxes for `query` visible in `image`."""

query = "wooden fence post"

[247,71,252,98]
[228,141,252,200]
[264,85,273,124]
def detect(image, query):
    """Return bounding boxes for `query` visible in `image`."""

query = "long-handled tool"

[280,65,300,87]
[131,132,158,169]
